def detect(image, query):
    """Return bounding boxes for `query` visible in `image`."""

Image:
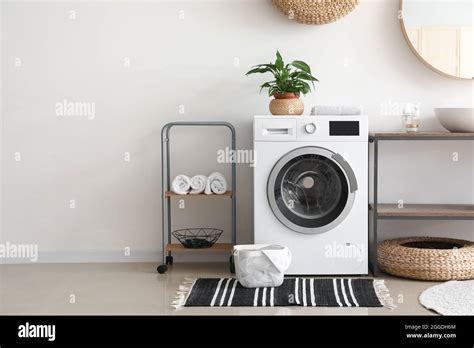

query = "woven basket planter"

[269,97,304,115]
[272,0,359,25]
[378,237,474,281]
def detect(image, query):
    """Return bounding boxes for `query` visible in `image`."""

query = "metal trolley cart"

[157,122,237,274]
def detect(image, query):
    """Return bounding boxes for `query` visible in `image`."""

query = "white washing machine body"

[254,115,368,275]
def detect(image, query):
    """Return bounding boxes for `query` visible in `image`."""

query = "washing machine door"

[267,146,358,234]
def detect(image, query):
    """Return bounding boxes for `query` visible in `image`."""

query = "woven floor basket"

[378,237,474,281]
[272,0,359,25]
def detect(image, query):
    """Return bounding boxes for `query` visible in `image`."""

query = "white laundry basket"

[233,244,292,288]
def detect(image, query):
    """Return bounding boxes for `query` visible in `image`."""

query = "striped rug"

[173,278,395,309]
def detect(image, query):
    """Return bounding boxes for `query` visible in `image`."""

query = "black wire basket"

[172,228,223,249]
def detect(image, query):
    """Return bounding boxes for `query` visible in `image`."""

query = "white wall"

[404,0,473,26]
[1,0,473,263]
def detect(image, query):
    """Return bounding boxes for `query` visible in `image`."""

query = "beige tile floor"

[0,262,438,315]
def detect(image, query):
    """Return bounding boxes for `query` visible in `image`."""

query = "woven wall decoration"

[272,0,359,25]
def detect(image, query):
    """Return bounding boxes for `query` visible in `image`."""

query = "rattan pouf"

[272,0,359,25]
[377,237,474,281]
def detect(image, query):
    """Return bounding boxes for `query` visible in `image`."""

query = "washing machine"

[254,115,368,275]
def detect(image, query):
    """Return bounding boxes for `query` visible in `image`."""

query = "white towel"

[311,105,362,116]
[204,172,227,195]
[190,175,207,194]
[172,175,191,195]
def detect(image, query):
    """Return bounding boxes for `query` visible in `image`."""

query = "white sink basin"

[435,108,474,133]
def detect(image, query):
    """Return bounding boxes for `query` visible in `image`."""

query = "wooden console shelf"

[165,243,233,253]
[165,191,232,197]
[369,132,474,276]
[369,131,474,140]
[370,204,474,219]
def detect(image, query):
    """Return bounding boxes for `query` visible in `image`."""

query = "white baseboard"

[0,249,162,264]
[0,249,228,264]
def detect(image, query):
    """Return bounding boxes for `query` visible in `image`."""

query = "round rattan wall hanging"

[272,0,359,25]
[378,237,474,281]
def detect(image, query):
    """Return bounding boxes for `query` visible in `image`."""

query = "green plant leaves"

[297,80,312,94]
[259,81,274,94]
[291,71,318,81]
[245,65,274,75]
[275,50,284,70]
[268,86,279,97]
[290,60,311,74]
[246,51,319,96]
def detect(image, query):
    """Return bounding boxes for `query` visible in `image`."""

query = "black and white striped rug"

[173,278,395,309]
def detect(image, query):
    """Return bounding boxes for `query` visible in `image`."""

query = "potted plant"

[246,50,319,115]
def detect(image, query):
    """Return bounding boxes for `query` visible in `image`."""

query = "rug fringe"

[171,278,197,309]
[373,279,396,310]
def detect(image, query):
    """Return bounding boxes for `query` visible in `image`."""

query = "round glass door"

[267,146,357,234]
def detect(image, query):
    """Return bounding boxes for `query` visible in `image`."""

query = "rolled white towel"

[311,105,362,116]
[204,172,227,195]
[172,175,191,195]
[190,175,207,194]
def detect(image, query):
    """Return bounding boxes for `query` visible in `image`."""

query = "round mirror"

[400,0,473,80]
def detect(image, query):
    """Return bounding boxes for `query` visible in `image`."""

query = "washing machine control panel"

[296,118,365,141]
[254,116,368,142]
[304,122,317,134]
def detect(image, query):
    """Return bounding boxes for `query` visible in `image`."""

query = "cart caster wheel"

[157,264,168,274]
[229,255,235,274]
[166,256,173,265]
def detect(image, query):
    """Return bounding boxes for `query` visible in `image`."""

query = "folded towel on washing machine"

[205,172,227,195]
[311,105,362,116]
[172,174,191,195]
[190,175,207,194]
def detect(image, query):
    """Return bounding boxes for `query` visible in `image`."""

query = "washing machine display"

[268,146,357,234]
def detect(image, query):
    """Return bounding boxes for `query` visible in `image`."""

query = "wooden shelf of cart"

[165,191,233,197]
[369,132,474,277]
[166,243,233,253]
[369,204,474,219]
